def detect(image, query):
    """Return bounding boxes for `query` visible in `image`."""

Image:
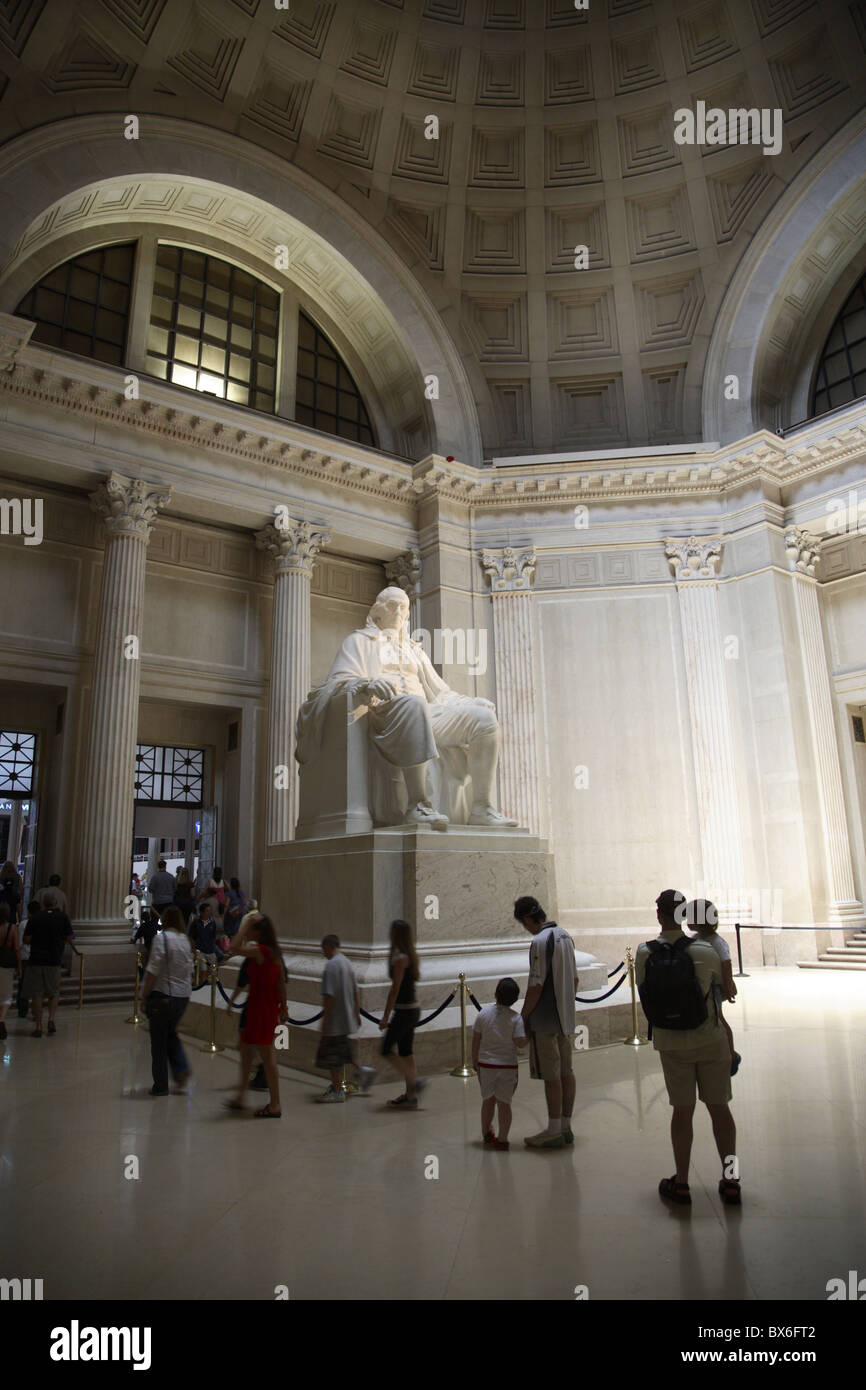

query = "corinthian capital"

[481,546,537,593]
[384,548,422,597]
[784,525,820,577]
[665,535,722,581]
[255,517,331,577]
[91,472,171,540]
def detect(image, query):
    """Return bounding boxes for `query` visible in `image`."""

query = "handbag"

[0,922,16,969]
[146,935,174,1021]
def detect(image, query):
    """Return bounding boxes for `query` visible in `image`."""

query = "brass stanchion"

[342,1065,359,1096]
[77,952,85,1011]
[201,960,224,1053]
[126,950,143,1025]
[450,973,476,1077]
[193,949,201,989]
[622,946,648,1047]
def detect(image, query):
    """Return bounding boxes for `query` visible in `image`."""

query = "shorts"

[529,1031,574,1082]
[382,1007,419,1058]
[315,1034,356,1070]
[23,964,62,999]
[659,1038,732,1107]
[0,966,14,1007]
[477,1064,518,1103]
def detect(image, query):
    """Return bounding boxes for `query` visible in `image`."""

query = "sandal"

[719,1177,742,1206]
[387,1094,417,1109]
[491,1137,510,1151]
[659,1175,692,1206]
[254,1105,281,1118]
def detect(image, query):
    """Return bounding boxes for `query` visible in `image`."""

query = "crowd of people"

[4,858,742,1205]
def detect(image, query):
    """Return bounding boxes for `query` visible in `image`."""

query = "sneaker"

[357,1065,376,1094]
[524,1130,566,1149]
[388,1094,418,1109]
[317,1086,346,1104]
[31,1028,42,1038]
[730,1051,741,1077]
[47,1021,57,1035]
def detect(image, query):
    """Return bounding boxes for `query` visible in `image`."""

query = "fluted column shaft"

[257,519,330,844]
[786,528,863,925]
[481,548,538,832]
[666,537,746,923]
[77,474,170,923]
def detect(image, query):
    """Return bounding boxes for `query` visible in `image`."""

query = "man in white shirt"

[515,895,579,1151]
[635,889,739,1207]
[315,934,374,1102]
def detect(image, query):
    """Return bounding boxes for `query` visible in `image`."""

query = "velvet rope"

[575,973,627,1003]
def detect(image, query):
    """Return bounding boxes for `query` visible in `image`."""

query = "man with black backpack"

[636,889,740,1208]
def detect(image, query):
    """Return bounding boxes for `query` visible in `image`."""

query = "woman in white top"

[140,906,194,1096]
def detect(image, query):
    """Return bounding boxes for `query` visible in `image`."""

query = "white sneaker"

[405,801,448,830]
[468,806,518,827]
[317,1086,346,1103]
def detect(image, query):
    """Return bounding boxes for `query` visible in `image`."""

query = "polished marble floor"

[1,967,864,1301]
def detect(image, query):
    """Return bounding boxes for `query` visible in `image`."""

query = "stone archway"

[0,116,483,466]
[703,110,866,444]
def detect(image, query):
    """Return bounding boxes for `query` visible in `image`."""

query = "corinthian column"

[256,517,331,844]
[665,536,747,924]
[481,547,538,832]
[77,473,171,924]
[384,548,422,632]
[785,527,864,926]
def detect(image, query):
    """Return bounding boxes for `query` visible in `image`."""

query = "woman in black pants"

[378,919,428,1109]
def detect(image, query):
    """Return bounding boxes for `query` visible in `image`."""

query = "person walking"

[173,867,196,926]
[21,891,74,1037]
[224,913,288,1118]
[315,934,374,1102]
[140,905,193,1096]
[147,859,176,916]
[0,903,21,1040]
[636,889,740,1207]
[223,878,247,940]
[514,895,579,1150]
[378,919,428,1109]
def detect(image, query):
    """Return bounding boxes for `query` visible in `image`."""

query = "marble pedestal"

[262,825,606,1014]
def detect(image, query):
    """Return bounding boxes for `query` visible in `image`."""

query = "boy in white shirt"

[685,898,741,1076]
[471,977,528,1150]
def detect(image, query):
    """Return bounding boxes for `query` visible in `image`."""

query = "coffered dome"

[0,0,863,458]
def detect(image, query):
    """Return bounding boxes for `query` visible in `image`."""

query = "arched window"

[147,244,279,412]
[811,271,866,417]
[14,243,136,365]
[295,310,376,446]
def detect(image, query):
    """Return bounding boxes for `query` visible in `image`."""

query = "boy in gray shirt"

[315,934,374,1102]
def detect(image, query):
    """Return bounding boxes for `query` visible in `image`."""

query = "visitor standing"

[35,874,68,914]
[173,867,195,925]
[224,913,288,1118]
[140,905,193,1096]
[378,919,427,1109]
[22,891,74,1037]
[636,889,739,1207]
[188,901,221,970]
[148,859,176,915]
[514,896,579,1150]
[471,977,528,1149]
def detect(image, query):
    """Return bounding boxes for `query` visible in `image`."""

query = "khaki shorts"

[529,1031,574,1082]
[659,1038,732,1107]
[23,964,62,1000]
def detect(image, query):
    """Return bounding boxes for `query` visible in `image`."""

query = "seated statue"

[296,586,518,833]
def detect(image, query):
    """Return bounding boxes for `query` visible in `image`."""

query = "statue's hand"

[366,677,399,701]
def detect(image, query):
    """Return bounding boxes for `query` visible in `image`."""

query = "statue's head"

[368,587,410,635]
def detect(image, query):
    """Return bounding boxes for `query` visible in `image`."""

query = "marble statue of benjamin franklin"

[296,586,517,830]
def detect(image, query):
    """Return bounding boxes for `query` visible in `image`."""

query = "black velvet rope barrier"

[214,977,326,1024]
[416,991,456,1026]
[360,1008,380,1024]
[608,961,625,977]
[467,991,482,1012]
[574,972,627,1004]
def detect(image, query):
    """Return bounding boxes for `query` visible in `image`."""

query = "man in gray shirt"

[314,934,373,1103]
[147,860,175,915]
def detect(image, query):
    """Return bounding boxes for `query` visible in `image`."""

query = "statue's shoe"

[405,802,449,830]
[468,806,518,827]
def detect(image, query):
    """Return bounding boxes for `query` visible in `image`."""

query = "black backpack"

[639,936,709,1037]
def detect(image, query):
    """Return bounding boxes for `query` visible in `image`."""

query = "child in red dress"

[224,913,287,1117]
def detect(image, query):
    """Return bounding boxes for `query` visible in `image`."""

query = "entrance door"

[197,805,218,895]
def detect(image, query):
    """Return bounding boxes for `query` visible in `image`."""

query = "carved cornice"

[0,312,35,374]
[665,535,723,581]
[255,519,331,578]
[91,472,171,541]
[384,548,422,596]
[481,547,537,593]
[784,525,821,577]
[2,337,866,512]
